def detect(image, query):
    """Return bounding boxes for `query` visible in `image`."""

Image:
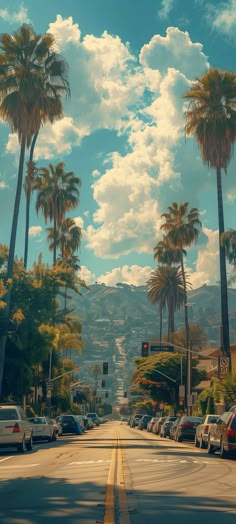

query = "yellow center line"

[104,431,130,524]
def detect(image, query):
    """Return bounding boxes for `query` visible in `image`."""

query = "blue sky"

[1,0,236,287]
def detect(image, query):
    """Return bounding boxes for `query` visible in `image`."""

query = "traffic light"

[141,341,149,357]
[101,379,105,388]
[103,362,108,375]
[105,391,109,398]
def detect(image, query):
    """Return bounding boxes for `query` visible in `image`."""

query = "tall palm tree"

[0,24,69,393]
[161,202,202,347]
[147,266,186,341]
[34,163,81,264]
[183,69,236,363]
[221,229,236,266]
[23,43,70,268]
[153,236,186,341]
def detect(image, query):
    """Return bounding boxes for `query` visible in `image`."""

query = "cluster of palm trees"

[147,202,202,343]
[148,68,236,370]
[0,24,83,394]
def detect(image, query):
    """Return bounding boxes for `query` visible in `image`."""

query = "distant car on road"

[29,416,57,442]
[0,404,33,453]
[174,416,202,442]
[130,414,144,427]
[152,417,167,435]
[169,418,180,440]
[160,416,178,437]
[86,412,101,426]
[195,414,219,448]
[138,415,152,430]
[147,417,159,432]
[56,415,84,435]
[207,411,236,458]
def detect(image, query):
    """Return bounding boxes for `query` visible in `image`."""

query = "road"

[0,421,236,523]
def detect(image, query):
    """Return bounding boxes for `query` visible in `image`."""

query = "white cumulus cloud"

[29,226,43,237]
[0,5,30,25]
[207,0,236,37]
[188,227,219,288]
[159,0,174,20]
[78,265,96,285]
[97,264,153,286]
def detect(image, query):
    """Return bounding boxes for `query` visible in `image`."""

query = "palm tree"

[161,202,202,347]
[221,229,236,266]
[183,69,236,363]
[24,42,70,268]
[147,266,187,340]
[0,24,70,393]
[34,163,81,264]
[46,218,82,260]
[153,236,186,341]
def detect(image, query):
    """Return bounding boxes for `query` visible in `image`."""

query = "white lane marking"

[0,456,13,463]
[136,458,209,464]
[69,460,112,465]
[0,464,39,469]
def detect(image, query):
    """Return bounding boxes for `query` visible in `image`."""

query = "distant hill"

[71,283,236,323]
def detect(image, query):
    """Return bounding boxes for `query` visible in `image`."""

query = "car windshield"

[29,417,47,424]
[182,417,202,422]
[207,416,219,423]
[60,416,74,422]
[0,409,18,420]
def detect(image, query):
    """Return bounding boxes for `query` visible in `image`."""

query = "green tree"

[183,69,236,363]
[35,163,81,263]
[161,202,202,347]
[147,265,187,340]
[0,24,70,392]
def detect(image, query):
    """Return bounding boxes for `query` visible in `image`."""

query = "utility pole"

[187,340,192,416]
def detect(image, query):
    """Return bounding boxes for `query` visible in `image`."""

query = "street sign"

[219,356,229,375]
[150,344,174,352]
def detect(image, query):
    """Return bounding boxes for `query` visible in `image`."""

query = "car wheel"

[194,434,199,448]
[17,435,27,453]
[207,436,215,454]
[220,438,228,459]
[26,434,33,451]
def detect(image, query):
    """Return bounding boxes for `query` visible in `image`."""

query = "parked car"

[195,414,219,448]
[29,416,57,442]
[86,412,100,426]
[147,417,159,432]
[207,411,236,458]
[152,417,167,435]
[83,416,93,430]
[0,403,33,452]
[56,414,84,435]
[138,415,152,430]
[169,418,180,440]
[174,416,202,442]
[160,416,178,437]
[130,414,144,427]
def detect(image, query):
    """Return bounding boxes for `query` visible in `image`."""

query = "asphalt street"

[0,421,235,523]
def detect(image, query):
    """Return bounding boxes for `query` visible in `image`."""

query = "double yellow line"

[104,431,130,524]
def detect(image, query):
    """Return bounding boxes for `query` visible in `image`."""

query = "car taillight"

[226,428,236,438]
[179,422,193,427]
[204,425,209,433]
[13,423,20,433]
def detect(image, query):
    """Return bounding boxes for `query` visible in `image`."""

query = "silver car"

[0,404,33,452]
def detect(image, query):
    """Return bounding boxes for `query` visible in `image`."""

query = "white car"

[0,404,33,453]
[29,416,57,442]
[195,414,219,448]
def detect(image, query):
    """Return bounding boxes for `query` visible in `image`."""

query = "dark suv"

[208,411,236,458]
[56,415,82,435]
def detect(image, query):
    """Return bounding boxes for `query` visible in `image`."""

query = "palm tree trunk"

[159,305,163,343]
[53,216,57,264]
[24,131,38,268]
[0,139,26,395]
[216,167,231,367]
[180,253,190,346]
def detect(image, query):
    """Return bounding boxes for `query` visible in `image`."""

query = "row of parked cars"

[0,404,103,453]
[128,407,236,459]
